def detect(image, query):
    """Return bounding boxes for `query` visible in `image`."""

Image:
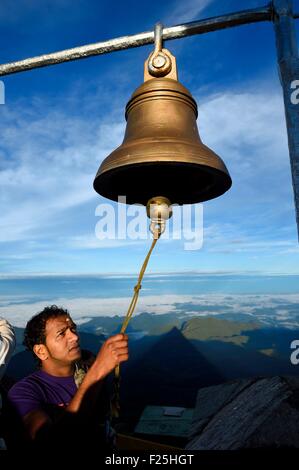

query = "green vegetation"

[181,317,260,345]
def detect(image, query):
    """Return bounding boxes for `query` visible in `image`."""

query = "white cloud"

[68,234,144,249]
[198,89,289,179]
[202,222,298,254]
[0,294,184,326]
[192,85,299,252]
[279,247,299,254]
[0,101,125,244]
[2,292,299,328]
[165,0,215,25]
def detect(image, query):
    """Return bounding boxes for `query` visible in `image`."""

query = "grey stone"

[186,376,299,450]
[188,377,256,438]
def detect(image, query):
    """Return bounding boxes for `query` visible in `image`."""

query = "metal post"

[273,0,299,239]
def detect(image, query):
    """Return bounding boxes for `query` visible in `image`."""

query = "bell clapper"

[146,196,173,239]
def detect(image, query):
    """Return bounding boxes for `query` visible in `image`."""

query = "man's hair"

[23,305,70,353]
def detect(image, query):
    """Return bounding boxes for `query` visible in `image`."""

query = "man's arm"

[23,409,51,440]
[66,333,128,414]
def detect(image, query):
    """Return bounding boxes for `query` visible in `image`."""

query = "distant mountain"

[180,317,299,380]
[181,317,260,344]
[190,338,297,380]
[130,312,184,336]
[8,314,299,379]
[79,315,126,336]
[79,312,185,337]
[244,327,299,360]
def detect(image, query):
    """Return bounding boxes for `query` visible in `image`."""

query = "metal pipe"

[0,5,272,77]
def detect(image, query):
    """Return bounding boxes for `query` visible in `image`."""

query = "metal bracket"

[147,22,172,77]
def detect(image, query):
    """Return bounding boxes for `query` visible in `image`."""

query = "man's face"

[43,315,81,366]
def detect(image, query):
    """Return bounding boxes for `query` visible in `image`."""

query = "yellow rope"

[111,233,161,419]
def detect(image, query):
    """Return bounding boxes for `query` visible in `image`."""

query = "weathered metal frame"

[273,0,299,237]
[0,5,273,76]
[0,1,298,239]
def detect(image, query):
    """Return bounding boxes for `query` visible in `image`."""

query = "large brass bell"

[94,26,232,206]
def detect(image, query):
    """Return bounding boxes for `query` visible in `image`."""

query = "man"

[8,305,128,449]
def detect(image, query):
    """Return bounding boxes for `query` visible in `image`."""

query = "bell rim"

[96,139,231,177]
[94,160,232,206]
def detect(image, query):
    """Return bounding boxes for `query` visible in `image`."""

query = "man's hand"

[66,334,128,414]
[90,333,129,381]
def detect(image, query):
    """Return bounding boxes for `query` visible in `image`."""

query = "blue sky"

[1,0,299,276]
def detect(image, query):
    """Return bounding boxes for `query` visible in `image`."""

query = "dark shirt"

[7,365,110,450]
[8,370,77,418]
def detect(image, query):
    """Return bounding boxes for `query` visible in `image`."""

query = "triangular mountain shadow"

[119,327,224,423]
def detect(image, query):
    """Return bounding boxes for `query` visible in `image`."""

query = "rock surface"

[186,376,299,450]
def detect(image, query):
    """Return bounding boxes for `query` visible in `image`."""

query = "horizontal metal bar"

[0,5,272,77]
